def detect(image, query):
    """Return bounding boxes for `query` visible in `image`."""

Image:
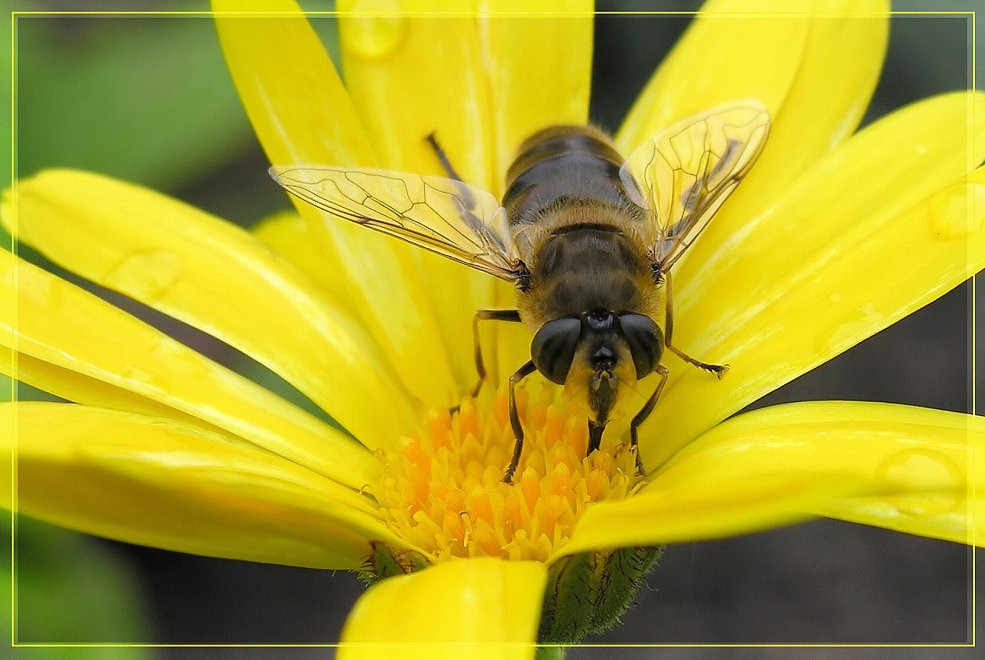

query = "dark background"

[8,1,984,658]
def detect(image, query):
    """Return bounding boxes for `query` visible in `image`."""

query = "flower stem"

[535,645,567,660]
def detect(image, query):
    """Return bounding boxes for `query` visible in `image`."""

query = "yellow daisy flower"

[3,0,984,656]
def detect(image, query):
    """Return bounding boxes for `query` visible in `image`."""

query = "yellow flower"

[2,0,984,656]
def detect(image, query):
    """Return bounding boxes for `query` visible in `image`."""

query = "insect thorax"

[516,212,659,327]
[503,125,658,326]
[503,125,632,227]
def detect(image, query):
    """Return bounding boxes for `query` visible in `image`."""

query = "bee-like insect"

[271,100,770,482]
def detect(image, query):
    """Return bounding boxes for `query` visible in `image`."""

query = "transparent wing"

[270,166,522,281]
[619,100,770,272]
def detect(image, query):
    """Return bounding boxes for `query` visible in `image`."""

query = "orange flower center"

[377,385,642,563]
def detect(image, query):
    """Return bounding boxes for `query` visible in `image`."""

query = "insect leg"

[504,359,537,484]
[468,309,522,399]
[629,364,670,475]
[663,270,729,378]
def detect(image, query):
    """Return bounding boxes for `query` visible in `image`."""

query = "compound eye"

[531,317,582,385]
[619,314,663,379]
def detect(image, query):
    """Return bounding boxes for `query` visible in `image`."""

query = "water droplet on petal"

[929,181,985,239]
[342,0,406,60]
[104,250,183,303]
[875,448,964,518]
[23,272,64,312]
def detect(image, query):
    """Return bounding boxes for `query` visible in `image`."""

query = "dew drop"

[342,0,406,60]
[104,250,184,303]
[874,447,964,517]
[929,181,985,239]
[22,272,64,312]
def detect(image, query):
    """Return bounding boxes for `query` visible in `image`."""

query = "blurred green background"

[3,0,984,658]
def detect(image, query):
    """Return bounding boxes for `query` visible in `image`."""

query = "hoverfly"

[271,100,770,482]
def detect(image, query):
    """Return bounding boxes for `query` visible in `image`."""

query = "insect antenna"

[425,132,466,182]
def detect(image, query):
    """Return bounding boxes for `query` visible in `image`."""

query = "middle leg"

[628,364,670,475]
[467,308,522,399]
[662,270,728,378]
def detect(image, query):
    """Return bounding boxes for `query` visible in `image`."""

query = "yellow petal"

[562,402,983,556]
[251,209,491,389]
[251,212,489,388]
[214,0,464,402]
[481,1,593,193]
[338,0,592,192]
[2,169,418,450]
[0,251,378,490]
[0,349,211,429]
[250,210,360,318]
[340,558,546,658]
[480,1,594,387]
[212,0,376,167]
[338,0,501,388]
[641,92,985,466]
[339,0,491,181]
[337,1,592,386]
[619,0,802,146]
[617,1,887,205]
[3,403,405,569]
[252,211,338,291]
[616,0,889,267]
[806,407,985,546]
[713,0,889,236]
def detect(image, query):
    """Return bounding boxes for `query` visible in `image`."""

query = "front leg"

[503,359,537,484]
[468,308,522,398]
[629,364,670,476]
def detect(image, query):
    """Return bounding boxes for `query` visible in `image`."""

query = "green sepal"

[358,541,431,584]
[539,545,664,644]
